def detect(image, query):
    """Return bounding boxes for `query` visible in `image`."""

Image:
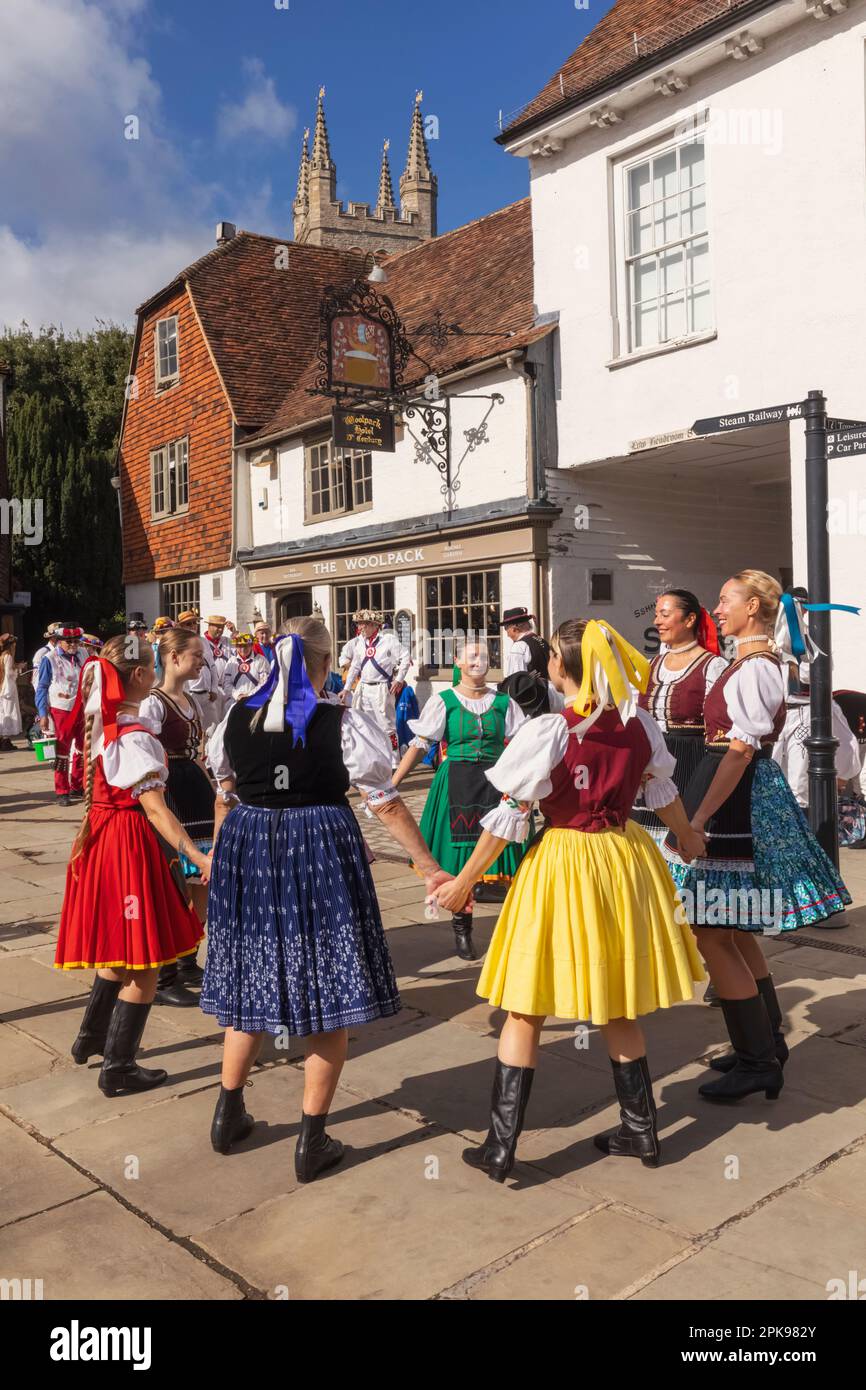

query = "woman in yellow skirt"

[435,619,706,1181]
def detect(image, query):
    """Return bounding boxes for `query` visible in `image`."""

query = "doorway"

[277,588,314,625]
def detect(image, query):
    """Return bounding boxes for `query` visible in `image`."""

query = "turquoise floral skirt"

[663,753,850,934]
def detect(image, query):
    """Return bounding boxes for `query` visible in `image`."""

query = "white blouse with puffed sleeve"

[407,688,527,751]
[100,715,168,799]
[724,657,787,749]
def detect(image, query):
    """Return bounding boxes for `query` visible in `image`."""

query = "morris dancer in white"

[342,609,410,767]
[221,631,270,704]
[178,610,220,735]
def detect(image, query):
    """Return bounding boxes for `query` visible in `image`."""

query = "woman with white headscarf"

[203,616,448,1181]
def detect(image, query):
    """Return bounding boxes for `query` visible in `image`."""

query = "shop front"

[242,509,555,691]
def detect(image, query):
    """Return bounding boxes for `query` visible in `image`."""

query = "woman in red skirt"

[55,635,208,1097]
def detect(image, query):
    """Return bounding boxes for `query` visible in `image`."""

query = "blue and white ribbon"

[775,593,860,665]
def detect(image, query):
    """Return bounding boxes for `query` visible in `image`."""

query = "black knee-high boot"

[98,1000,167,1097]
[593,1057,660,1167]
[153,960,199,1007]
[709,975,789,1073]
[211,1085,256,1154]
[71,976,122,1064]
[699,995,784,1101]
[463,1060,535,1183]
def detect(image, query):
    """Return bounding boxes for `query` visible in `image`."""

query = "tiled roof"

[246,197,544,446]
[137,235,367,428]
[500,0,771,139]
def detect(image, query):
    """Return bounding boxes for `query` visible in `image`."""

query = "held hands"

[434,875,473,915]
[679,823,708,864]
[391,681,406,699]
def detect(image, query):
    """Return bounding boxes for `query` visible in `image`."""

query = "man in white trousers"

[342,608,410,768]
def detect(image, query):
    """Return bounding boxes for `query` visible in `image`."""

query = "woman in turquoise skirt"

[392,639,530,960]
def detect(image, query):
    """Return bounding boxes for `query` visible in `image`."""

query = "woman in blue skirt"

[663,569,851,1103]
[203,616,447,1181]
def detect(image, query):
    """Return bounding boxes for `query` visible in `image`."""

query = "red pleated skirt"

[54,806,203,970]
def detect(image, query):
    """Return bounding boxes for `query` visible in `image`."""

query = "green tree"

[2,323,131,648]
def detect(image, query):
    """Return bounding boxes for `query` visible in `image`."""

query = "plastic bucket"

[33,738,57,762]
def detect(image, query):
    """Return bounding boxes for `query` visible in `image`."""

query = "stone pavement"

[2,738,866,1302]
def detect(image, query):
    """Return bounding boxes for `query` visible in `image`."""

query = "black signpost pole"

[803,388,840,866]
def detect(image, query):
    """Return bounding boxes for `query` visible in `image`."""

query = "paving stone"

[633,1247,823,1300]
[0,1115,96,1226]
[715,1188,866,1292]
[0,957,90,1027]
[470,1206,689,1301]
[802,1144,866,1217]
[520,1061,866,1235]
[0,1034,226,1139]
[0,1190,241,1300]
[0,1023,61,1085]
[196,1129,596,1300]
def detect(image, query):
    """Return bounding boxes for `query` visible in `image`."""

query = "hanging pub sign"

[333,404,395,453]
[313,279,411,401]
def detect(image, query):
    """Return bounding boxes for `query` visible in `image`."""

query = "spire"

[376,139,395,212]
[402,90,432,183]
[294,127,310,210]
[311,86,334,169]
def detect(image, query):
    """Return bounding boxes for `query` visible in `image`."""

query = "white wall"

[125,581,160,622]
[529,12,866,685]
[532,17,866,465]
[246,367,528,552]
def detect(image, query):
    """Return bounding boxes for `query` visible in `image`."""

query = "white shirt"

[505,636,538,676]
[338,639,357,669]
[722,658,787,749]
[477,706,679,843]
[206,698,399,807]
[344,631,411,688]
[407,688,527,749]
[100,714,169,799]
[221,653,270,702]
[31,644,51,684]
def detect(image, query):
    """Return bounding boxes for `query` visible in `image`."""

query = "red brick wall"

[120,287,234,584]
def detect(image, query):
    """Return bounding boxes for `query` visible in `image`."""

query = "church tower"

[292,89,438,254]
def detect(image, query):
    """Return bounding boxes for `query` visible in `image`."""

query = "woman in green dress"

[392,640,530,960]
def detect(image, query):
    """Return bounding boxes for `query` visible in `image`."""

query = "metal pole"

[803,388,839,865]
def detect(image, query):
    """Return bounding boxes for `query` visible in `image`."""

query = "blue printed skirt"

[663,752,851,933]
[201,803,401,1035]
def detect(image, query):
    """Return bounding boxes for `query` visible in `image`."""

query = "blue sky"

[1,0,616,331]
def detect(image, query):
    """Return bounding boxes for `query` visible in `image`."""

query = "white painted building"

[500,0,866,682]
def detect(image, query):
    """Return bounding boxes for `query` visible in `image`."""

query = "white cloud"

[0,225,209,333]
[0,1,286,332]
[217,57,297,143]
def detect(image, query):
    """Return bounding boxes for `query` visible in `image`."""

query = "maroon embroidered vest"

[639,651,718,732]
[151,691,203,760]
[703,653,785,748]
[539,706,652,833]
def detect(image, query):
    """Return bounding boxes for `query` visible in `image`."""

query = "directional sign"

[827,423,866,460]
[692,402,806,436]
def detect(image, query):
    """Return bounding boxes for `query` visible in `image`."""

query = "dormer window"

[155,316,179,388]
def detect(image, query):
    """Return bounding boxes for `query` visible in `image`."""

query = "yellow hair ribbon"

[572,621,650,732]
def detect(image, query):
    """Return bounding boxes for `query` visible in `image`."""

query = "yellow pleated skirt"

[477,823,705,1025]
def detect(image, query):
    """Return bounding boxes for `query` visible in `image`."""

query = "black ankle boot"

[699,995,784,1102]
[593,1057,660,1167]
[177,952,204,987]
[153,961,199,1007]
[71,976,123,1064]
[211,1085,255,1154]
[463,1060,535,1183]
[452,912,477,961]
[294,1112,345,1183]
[710,975,789,1073]
[98,1001,167,1097]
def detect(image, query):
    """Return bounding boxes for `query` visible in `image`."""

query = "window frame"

[160,577,200,622]
[304,436,373,523]
[421,567,502,677]
[334,582,396,654]
[612,120,714,360]
[150,435,189,521]
[154,315,180,390]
